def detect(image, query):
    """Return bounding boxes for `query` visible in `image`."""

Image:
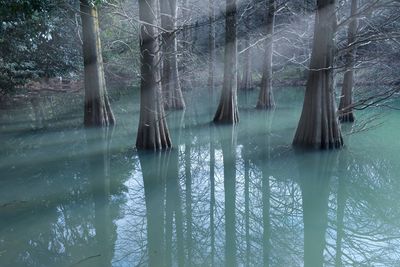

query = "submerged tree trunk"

[80,0,115,127]
[257,0,275,109]
[293,0,343,149]
[213,0,239,124]
[338,0,358,123]
[160,0,185,110]
[136,0,172,150]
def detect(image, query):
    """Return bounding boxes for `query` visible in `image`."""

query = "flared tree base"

[256,101,275,110]
[293,136,343,150]
[339,112,355,123]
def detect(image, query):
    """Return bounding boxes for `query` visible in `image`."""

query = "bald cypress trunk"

[338,0,358,123]
[240,30,253,91]
[80,0,115,127]
[136,0,172,150]
[213,0,239,124]
[293,0,343,149]
[160,0,185,110]
[257,0,275,109]
[208,0,216,94]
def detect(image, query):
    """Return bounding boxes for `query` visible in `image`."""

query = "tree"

[338,0,358,123]
[160,0,186,110]
[292,0,343,149]
[213,0,239,124]
[136,0,172,150]
[80,0,115,126]
[0,0,81,94]
[208,0,216,94]
[256,0,276,109]
[240,11,253,91]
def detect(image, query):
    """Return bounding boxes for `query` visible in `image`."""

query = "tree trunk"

[160,0,186,110]
[241,30,253,91]
[213,0,239,124]
[338,0,358,123]
[80,0,115,127]
[136,0,172,150]
[208,0,216,94]
[293,0,343,149]
[256,0,275,109]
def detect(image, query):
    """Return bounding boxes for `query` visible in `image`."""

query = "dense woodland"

[1,0,400,149]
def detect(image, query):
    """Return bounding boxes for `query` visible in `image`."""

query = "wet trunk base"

[84,97,115,127]
[339,111,355,123]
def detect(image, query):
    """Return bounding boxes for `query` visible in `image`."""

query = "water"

[1,88,400,267]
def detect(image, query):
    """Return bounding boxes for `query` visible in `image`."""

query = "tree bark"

[136,0,172,150]
[213,0,239,124]
[80,0,115,127]
[208,0,216,94]
[293,0,343,149]
[338,0,358,123]
[257,0,275,109]
[160,0,185,110]
[240,29,253,91]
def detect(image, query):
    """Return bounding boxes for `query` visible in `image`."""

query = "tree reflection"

[86,128,115,267]
[297,152,337,267]
[219,125,238,267]
[124,113,400,267]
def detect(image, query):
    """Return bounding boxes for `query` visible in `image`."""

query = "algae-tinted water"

[1,88,400,267]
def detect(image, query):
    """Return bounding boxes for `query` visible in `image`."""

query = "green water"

[1,88,400,267]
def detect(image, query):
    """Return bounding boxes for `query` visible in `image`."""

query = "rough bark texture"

[160,0,185,110]
[80,0,115,127]
[338,0,358,123]
[256,0,275,109]
[213,0,239,124]
[293,0,343,149]
[136,0,172,150]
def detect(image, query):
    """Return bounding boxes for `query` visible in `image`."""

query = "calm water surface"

[1,88,400,267]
